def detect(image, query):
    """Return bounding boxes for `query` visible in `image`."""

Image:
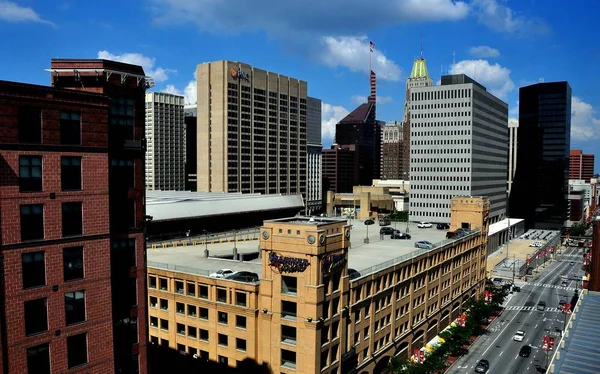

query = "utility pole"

[512,254,516,285]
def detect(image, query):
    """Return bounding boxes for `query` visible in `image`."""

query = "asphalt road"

[447,246,584,374]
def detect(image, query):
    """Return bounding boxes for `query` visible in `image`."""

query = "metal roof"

[488,217,524,236]
[145,191,305,221]
[550,291,600,374]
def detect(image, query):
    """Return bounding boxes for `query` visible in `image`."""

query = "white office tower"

[408,74,509,224]
[145,92,186,191]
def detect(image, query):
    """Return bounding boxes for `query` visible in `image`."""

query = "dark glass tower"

[510,81,572,230]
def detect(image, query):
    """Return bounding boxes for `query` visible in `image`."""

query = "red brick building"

[570,149,594,182]
[0,59,152,373]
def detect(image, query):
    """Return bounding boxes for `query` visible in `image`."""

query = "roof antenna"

[452,50,456,66]
[420,33,423,59]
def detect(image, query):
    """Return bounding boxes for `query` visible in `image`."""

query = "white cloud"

[351,95,392,105]
[320,36,401,81]
[471,0,550,36]
[97,50,176,83]
[0,1,55,27]
[162,84,182,95]
[469,45,500,58]
[449,59,515,100]
[322,103,349,144]
[571,96,600,141]
[183,79,197,106]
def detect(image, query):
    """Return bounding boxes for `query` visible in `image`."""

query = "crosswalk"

[504,305,561,312]
[525,282,577,292]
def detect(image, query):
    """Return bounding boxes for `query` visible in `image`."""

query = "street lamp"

[202,229,209,257]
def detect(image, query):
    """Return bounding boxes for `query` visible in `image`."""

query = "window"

[281,349,296,369]
[109,97,135,140]
[200,307,208,319]
[24,298,48,335]
[218,311,228,324]
[282,325,297,345]
[199,285,208,299]
[236,291,246,307]
[187,304,197,317]
[282,276,297,295]
[188,347,197,356]
[60,111,81,145]
[236,315,246,329]
[177,344,186,353]
[22,251,45,289]
[160,299,168,310]
[27,343,50,374]
[61,157,82,191]
[67,333,88,368]
[149,297,157,308]
[236,338,246,352]
[177,323,185,335]
[282,301,297,320]
[159,278,167,290]
[112,239,136,269]
[176,302,184,314]
[160,339,169,348]
[200,329,209,341]
[62,202,82,237]
[175,280,184,294]
[110,159,134,188]
[18,107,42,143]
[160,319,168,330]
[150,316,158,327]
[218,356,228,365]
[65,291,85,325]
[63,246,84,281]
[187,282,195,296]
[20,204,44,241]
[19,156,42,192]
[218,334,228,347]
[217,288,227,303]
[149,276,157,289]
[188,326,197,338]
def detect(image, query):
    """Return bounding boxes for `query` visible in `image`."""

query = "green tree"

[570,223,587,237]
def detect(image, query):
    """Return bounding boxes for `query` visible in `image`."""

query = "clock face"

[319,235,326,244]
[262,231,270,240]
[307,235,316,244]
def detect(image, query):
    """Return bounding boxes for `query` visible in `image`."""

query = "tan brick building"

[148,196,490,373]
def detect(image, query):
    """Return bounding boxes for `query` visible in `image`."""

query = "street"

[447,246,584,374]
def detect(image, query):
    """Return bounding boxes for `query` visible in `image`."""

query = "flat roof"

[265,217,348,226]
[488,217,524,236]
[146,191,304,221]
[551,291,600,374]
[148,220,466,279]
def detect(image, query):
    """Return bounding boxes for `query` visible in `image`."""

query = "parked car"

[513,330,525,342]
[380,227,396,235]
[226,271,259,283]
[417,222,433,228]
[210,269,236,278]
[512,285,521,292]
[391,232,411,240]
[519,345,532,357]
[415,240,434,250]
[348,268,361,280]
[474,359,490,373]
[437,223,450,230]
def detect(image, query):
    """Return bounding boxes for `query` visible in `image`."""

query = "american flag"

[370,41,375,53]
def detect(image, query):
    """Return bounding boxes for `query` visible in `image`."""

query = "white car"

[209,269,236,278]
[513,330,525,342]
[417,222,433,228]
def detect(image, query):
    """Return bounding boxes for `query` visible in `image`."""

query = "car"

[474,359,490,373]
[537,301,546,311]
[417,221,433,228]
[561,281,568,287]
[512,285,521,292]
[415,240,434,249]
[513,330,525,342]
[436,223,450,230]
[559,299,566,307]
[519,345,532,357]
[569,261,574,266]
[209,269,236,278]
[364,219,375,225]
[380,227,396,235]
[225,271,259,282]
[391,232,411,240]
[348,268,361,280]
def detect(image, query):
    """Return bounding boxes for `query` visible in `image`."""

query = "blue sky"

[1,0,600,170]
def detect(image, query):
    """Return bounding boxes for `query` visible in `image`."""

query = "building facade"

[402,55,434,180]
[196,61,307,197]
[184,105,197,191]
[335,103,380,186]
[381,121,403,180]
[307,97,323,213]
[569,149,594,183]
[145,92,185,191]
[322,147,355,194]
[147,197,490,374]
[0,58,150,374]
[409,74,509,224]
[507,118,518,195]
[510,81,572,230]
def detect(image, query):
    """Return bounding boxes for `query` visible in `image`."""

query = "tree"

[570,223,587,237]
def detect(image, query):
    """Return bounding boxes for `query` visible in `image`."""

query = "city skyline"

[1,0,600,169]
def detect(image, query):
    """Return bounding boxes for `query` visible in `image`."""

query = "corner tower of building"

[402,53,433,180]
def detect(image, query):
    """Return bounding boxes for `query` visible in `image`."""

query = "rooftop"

[145,191,304,221]
[339,103,374,124]
[488,217,524,236]
[148,220,471,280]
[550,291,600,374]
[266,217,348,226]
[410,57,430,79]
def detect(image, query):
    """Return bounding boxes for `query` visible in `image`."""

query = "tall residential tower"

[307,97,323,213]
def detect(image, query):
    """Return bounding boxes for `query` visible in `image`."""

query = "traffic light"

[549,337,555,350]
